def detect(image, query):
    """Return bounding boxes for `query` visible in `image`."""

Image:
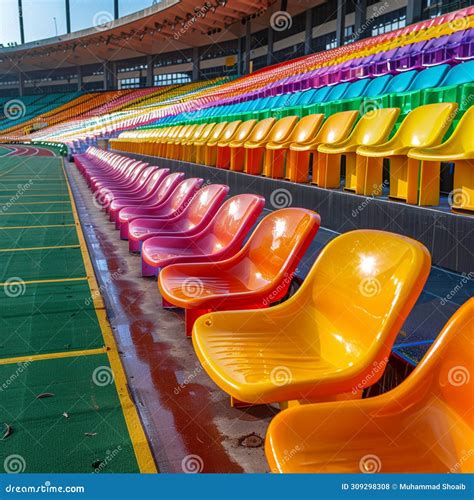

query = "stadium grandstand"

[0,0,472,484]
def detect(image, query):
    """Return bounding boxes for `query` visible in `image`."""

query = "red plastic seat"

[128,184,230,252]
[141,194,265,277]
[159,208,320,336]
[117,172,185,234]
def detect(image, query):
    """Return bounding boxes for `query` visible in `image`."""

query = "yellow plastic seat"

[164,125,185,158]
[266,298,474,473]
[173,124,198,160]
[187,123,216,163]
[287,111,358,184]
[317,108,400,192]
[407,106,474,211]
[204,120,241,166]
[216,120,257,169]
[230,118,275,172]
[263,114,324,179]
[193,229,431,406]
[197,122,227,166]
[357,103,458,199]
[180,123,207,161]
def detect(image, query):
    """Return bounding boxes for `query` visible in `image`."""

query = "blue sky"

[0,0,157,45]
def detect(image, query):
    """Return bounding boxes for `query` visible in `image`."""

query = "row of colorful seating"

[74,147,473,473]
[112,102,474,212]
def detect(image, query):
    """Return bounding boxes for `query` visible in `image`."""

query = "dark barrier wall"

[112,151,474,275]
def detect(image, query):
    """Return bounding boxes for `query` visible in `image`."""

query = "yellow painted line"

[0,244,80,253]
[0,347,107,366]
[0,277,87,286]
[0,211,73,215]
[63,160,158,474]
[0,224,76,230]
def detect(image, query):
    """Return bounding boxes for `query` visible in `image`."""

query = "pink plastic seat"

[98,166,160,203]
[117,172,185,234]
[92,161,149,193]
[140,194,265,276]
[128,184,230,252]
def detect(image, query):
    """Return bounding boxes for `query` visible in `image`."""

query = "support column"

[114,0,119,19]
[146,55,154,87]
[18,0,25,44]
[354,0,368,40]
[103,61,117,90]
[406,0,423,25]
[244,19,251,75]
[65,0,71,34]
[267,26,274,66]
[18,72,24,97]
[192,46,200,82]
[237,37,243,76]
[336,0,346,47]
[77,66,83,91]
[304,8,313,55]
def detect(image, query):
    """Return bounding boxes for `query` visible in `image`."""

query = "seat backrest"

[243,208,320,286]
[315,111,358,143]
[290,114,324,143]
[312,86,332,103]
[190,123,207,141]
[441,60,474,86]
[344,78,370,99]
[153,172,185,202]
[196,123,216,143]
[385,70,417,93]
[185,184,230,227]
[397,102,458,147]
[267,116,299,143]
[408,64,450,90]
[351,108,400,145]
[456,107,474,151]
[298,229,431,365]
[215,121,242,143]
[364,74,392,98]
[207,121,228,142]
[228,120,257,143]
[206,194,265,249]
[144,168,169,193]
[327,82,351,101]
[167,178,204,211]
[247,118,276,142]
[135,166,156,187]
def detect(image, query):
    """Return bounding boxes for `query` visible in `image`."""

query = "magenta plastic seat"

[86,157,136,187]
[140,194,265,276]
[105,168,170,215]
[116,172,185,233]
[128,184,230,252]
[91,161,149,193]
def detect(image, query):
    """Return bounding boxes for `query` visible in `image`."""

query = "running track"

[0,144,56,157]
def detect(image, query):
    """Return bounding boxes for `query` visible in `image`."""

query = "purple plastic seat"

[392,41,426,72]
[422,35,452,66]
[453,28,474,61]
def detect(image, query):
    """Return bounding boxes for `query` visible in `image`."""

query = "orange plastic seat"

[357,103,458,199]
[187,122,216,163]
[244,116,299,175]
[263,114,324,179]
[180,123,207,161]
[317,108,400,192]
[195,122,228,165]
[230,118,275,172]
[204,121,241,166]
[159,208,320,336]
[192,230,431,406]
[287,111,358,183]
[407,106,474,210]
[265,298,474,473]
[216,120,257,169]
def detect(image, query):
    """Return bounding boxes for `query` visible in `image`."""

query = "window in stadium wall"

[119,78,140,89]
[0,0,22,46]
[154,73,191,86]
[70,0,115,32]
[22,0,67,42]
